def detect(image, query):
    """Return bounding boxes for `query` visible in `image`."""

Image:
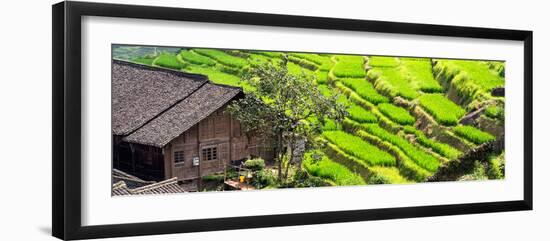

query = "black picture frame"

[52,1,533,240]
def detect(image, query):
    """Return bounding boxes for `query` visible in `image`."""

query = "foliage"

[361,124,440,172]
[459,161,488,181]
[487,152,505,179]
[154,53,184,69]
[333,55,366,78]
[453,125,495,144]
[418,94,466,126]
[403,126,462,159]
[485,105,504,120]
[202,174,224,182]
[302,151,366,185]
[244,158,266,171]
[250,169,278,188]
[377,103,415,125]
[226,60,348,181]
[179,50,216,66]
[340,78,389,104]
[194,48,249,68]
[322,131,396,166]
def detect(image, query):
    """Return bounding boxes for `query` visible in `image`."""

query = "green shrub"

[368,56,400,67]
[202,174,224,182]
[322,131,396,166]
[487,153,504,179]
[453,125,495,144]
[377,103,415,125]
[154,53,184,69]
[333,55,366,78]
[403,126,462,159]
[194,48,249,68]
[361,124,440,172]
[303,152,366,185]
[340,78,389,104]
[485,105,504,120]
[244,158,266,171]
[179,50,216,66]
[250,169,277,188]
[418,94,466,126]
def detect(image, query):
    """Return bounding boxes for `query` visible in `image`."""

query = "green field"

[114,45,506,187]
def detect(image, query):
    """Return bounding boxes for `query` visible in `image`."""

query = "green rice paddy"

[117,45,506,186]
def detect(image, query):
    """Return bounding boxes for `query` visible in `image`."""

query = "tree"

[226,58,348,182]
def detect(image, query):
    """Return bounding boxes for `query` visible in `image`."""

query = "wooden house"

[112,60,273,184]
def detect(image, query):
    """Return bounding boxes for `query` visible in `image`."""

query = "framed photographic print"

[52,1,533,240]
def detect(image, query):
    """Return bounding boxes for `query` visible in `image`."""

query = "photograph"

[111,44,506,195]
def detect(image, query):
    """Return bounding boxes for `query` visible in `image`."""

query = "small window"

[174,151,185,164]
[201,147,218,161]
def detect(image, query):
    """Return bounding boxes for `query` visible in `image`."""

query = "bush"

[322,131,396,166]
[485,105,504,120]
[244,158,266,171]
[377,103,415,125]
[487,153,504,179]
[250,169,277,188]
[202,174,224,182]
[453,125,495,145]
[418,94,466,126]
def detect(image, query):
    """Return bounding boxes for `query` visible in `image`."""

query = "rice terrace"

[111,45,505,195]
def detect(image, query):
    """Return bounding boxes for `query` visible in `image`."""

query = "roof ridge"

[113,59,209,80]
[130,177,180,194]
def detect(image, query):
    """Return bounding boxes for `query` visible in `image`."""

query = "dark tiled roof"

[112,60,243,147]
[112,169,186,196]
[112,60,208,135]
[123,83,241,147]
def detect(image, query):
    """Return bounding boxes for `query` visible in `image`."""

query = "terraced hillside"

[114,45,506,185]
